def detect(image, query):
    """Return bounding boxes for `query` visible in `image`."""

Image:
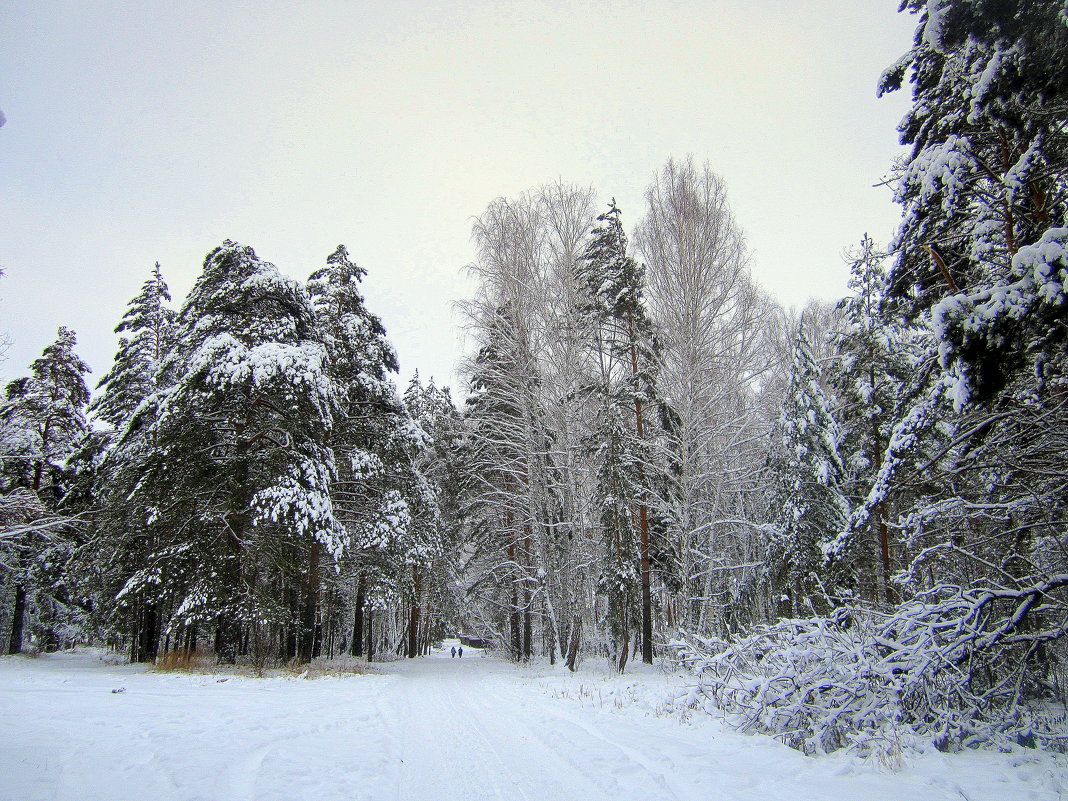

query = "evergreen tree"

[462,306,535,662]
[768,325,850,616]
[576,200,661,665]
[875,0,1068,597]
[878,0,1068,410]
[90,263,175,429]
[590,402,644,672]
[403,374,465,644]
[0,327,90,498]
[120,241,341,663]
[71,265,175,660]
[308,245,439,661]
[824,237,917,604]
[0,327,89,652]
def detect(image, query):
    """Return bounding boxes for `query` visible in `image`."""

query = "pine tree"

[875,0,1068,598]
[90,263,175,430]
[121,241,341,663]
[308,245,439,661]
[824,237,918,604]
[0,327,90,652]
[576,200,661,665]
[590,401,644,672]
[403,374,465,647]
[769,325,850,616]
[0,327,90,498]
[879,0,1068,403]
[462,306,535,662]
[70,265,175,661]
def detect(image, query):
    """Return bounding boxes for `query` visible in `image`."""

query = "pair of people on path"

[450,645,463,658]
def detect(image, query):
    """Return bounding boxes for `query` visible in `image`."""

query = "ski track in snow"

[0,644,1064,801]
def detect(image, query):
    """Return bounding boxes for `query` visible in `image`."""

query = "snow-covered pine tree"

[0,328,90,499]
[402,374,465,652]
[69,264,177,660]
[823,237,918,605]
[877,0,1068,602]
[90,263,175,429]
[462,305,536,662]
[0,327,90,652]
[879,0,1067,335]
[589,400,644,672]
[121,241,342,663]
[768,324,850,616]
[308,245,441,661]
[576,200,662,665]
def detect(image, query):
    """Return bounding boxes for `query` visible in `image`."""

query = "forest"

[2,0,1066,758]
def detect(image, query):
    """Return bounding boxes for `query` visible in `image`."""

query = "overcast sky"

[0,1,918,395]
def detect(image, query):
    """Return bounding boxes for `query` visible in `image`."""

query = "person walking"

[451,646,456,658]
[458,646,463,658]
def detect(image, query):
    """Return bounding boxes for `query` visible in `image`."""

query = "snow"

[1,644,1063,801]
[921,0,949,53]
[900,135,973,214]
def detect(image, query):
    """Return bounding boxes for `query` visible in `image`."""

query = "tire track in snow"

[436,680,534,801]
[376,662,515,800]
[377,654,693,801]
[458,674,683,801]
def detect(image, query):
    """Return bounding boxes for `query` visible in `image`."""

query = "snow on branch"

[667,579,1068,755]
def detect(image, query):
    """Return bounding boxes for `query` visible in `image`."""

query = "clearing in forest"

[0,642,1062,801]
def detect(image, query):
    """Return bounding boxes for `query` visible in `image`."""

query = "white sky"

[0,1,917,394]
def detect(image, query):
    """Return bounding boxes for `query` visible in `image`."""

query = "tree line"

[1,245,455,664]
[1,0,1065,754]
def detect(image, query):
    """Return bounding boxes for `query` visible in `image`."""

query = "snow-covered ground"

[0,641,1063,801]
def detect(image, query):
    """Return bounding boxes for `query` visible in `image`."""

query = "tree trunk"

[298,541,322,662]
[627,311,654,665]
[366,609,375,663]
[134,601,159,663]
[215,621,241,664]
[521,529,533,660]
[870,410,894,606]
[7,584,26,655]
[351,574,365,657]
[565,614,582,672]
[407,567,422,659]
[508,543,522,661]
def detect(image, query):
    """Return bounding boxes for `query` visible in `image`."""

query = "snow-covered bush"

[668,579,1068,755]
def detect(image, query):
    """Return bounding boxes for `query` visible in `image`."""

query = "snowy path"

[0,645,1064,801]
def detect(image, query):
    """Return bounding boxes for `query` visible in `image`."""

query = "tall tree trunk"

[544,607,556,665]
[508,541,522,661]
[366,609,375,663]
[565,613,582,672]
[134,601,159,663]
[351,574,365,657]
[298,541,322,662]
[215,620,242,664]
[627,312,654,665]
[870,407,893,606]
[407,567,422,659]
[7,584,26,655]
[521,528,533,660]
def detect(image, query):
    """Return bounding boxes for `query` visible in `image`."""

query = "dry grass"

[282,657,373,679]
[151,649,374,679]
[153,649,215,673]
